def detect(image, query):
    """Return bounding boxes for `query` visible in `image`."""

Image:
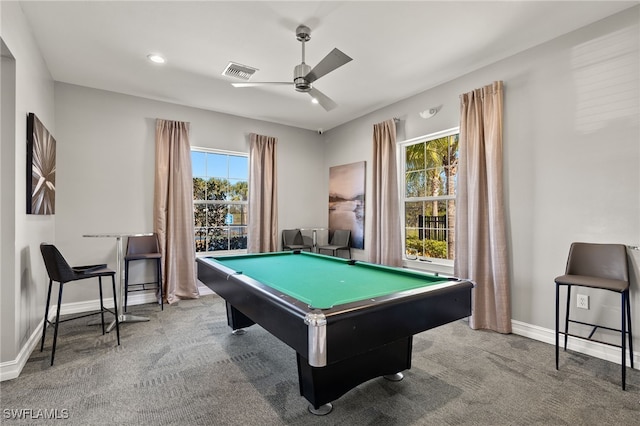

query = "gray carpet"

[1,294,638,425]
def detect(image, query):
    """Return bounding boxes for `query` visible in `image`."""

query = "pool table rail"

[196,255,473,367]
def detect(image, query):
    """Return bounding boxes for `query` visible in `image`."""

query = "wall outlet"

[577,294,589,309]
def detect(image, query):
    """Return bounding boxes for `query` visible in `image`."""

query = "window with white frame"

[191,148,248,254]
[400,128,459,265]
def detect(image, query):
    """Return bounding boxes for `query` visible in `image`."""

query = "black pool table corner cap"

[446,276,476,288]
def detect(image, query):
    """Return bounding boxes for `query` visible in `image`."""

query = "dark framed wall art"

[26,112,56,215]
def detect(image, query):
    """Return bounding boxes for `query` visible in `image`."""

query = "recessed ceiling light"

[147,54,166,64]
[311,98,319,104]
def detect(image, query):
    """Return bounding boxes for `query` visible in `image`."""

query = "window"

[400,128,459,266]
[192,149,248,254]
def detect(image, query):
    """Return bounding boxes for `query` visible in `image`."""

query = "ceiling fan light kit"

[231,24,352,111]
[293,63,312,92]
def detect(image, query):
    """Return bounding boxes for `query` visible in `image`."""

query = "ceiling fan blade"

[309,87,337,111]
[306,48,352,83]
[232,82,293,87]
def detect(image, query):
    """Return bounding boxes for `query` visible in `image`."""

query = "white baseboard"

[3,314,635,382]
[511,319,637,368]
[0,292,157,382]
[0,322,44,382]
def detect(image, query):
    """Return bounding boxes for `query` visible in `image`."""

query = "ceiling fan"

[231,25,352,111]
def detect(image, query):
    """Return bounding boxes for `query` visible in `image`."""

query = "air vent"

[222,62,258,80]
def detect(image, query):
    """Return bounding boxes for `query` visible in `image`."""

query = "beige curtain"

[154,119,199,304]
[454,81,511,333]
[371,119,402,267]
[247,133,278,253]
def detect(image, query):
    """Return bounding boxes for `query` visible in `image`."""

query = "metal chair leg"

[41,279,54,352]
[50,284,64,366]
[124,259,129,312]
[621,291,627,390]
[563,285,572,351]
[98,277,106,335]
[555,283,560,369]
[112,274,121,345]
[157,258,164,310]
[626,290,633,370]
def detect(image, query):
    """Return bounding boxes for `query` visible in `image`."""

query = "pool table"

[196,251,473,414]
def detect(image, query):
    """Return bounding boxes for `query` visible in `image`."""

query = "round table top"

[83,232,154,238]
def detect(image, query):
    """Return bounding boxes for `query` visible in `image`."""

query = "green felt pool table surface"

[208,251,451,309]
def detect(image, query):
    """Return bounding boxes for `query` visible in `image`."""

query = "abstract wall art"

[26,112,56,215]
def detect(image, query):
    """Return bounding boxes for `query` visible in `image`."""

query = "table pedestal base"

[88,313,149,332]
[83,233,154,333]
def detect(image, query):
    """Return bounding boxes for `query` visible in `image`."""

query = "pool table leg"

[297,336,412,414]
[226,301,255,332]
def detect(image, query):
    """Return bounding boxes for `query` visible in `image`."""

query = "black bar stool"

[40,243,120,365]
[124,234,163,311]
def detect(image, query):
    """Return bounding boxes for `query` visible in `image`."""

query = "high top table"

[83,232,154,331]
[299,227,328,252]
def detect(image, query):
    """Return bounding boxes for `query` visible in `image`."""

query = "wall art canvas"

[328,161,365,249]
[26,112,56,215]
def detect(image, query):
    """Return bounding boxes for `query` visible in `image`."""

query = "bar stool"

[40,243,120,365]
[555,242,633,389]
[124,234,163,311]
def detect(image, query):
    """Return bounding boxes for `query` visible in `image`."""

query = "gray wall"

[1,2,56,372]
[322,7,640,356]
[1,41,17,365]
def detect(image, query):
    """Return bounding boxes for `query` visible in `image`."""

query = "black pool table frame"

[196,255,473,414]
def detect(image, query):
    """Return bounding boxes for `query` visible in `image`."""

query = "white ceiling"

[18,1,637,132]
